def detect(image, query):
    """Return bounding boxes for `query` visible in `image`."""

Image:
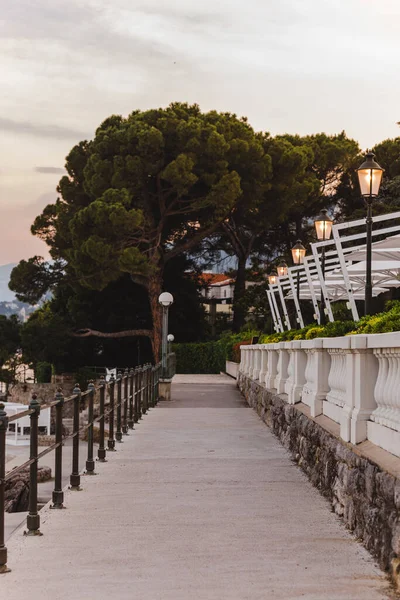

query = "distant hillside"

[0,299,37,321]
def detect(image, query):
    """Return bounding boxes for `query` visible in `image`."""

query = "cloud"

[0,118,89,140]
[35,167,65,174]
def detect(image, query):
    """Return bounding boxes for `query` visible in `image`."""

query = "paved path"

[2,375,393,599]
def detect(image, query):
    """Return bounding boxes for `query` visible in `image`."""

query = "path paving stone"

[2,378,394,599]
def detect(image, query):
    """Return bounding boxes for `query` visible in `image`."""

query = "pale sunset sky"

[0,0,399,264]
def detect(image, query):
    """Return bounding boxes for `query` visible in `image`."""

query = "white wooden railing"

[239,332,400,458]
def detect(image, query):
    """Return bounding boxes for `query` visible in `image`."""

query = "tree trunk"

[148,275,163,362]
[232,255,247,333]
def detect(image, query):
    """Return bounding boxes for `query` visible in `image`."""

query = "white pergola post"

[270,287,284,333]
[303,258,320,324]
[277,280,291,330]
[311,242,334,323]
[287,269,305,328]
[332,228,360,321]
[266,290,279,332]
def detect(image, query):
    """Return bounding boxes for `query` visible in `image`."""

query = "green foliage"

[351,301,400,334]
[256,302,400,344]
[216,330,259,362]
[9,257,60,304]
[0,315,21,368]
[173,342,225,374]
[36,361,52,383]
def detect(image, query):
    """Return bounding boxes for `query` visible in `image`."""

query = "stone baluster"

[300,339,330,417]
[347,335,378,444]
[286,341,307,404]
[284,342,295,397]
[252,346,261,380]
[367,332,400,457]
[275,342,290,394]
[265,345,279,390]
[259,346,268,385]
[323,338,351,427]
[247,347,254,378]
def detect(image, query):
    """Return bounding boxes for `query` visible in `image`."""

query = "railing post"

[85,381,96,474]
[98,376,107,462]
[52,388,65,509]
[150,366,154,408]
[155,364,160,404]
[26,394,41,535]
[123,368,129,435]
[142,366,148,415]
[108,375,116,451]
[116,372,123,442]
[137,368,142,420]
[128,368,134,429]
[70,383,82,490]
[0,403,10,573]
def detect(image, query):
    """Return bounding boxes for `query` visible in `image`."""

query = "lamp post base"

[159,380,172,401]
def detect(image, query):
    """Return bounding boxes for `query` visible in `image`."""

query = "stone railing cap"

[350,335,369,349]
[300,338,324,349]
[291,340,302,349]
[323,336,351,349]
[367,331,400,349]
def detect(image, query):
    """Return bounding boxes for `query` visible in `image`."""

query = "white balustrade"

[240,332,400,458]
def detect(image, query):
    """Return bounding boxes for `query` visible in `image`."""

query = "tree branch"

[165,219,228,263]
[72,328,153,339]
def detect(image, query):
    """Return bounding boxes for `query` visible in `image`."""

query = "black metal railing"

[0,362,162,573]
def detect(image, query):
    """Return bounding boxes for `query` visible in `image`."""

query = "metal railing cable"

[0,362,162,573]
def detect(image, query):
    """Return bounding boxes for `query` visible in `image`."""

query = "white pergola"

[267,211,400,332]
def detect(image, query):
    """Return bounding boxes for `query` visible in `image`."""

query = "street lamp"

[291,240,306,326]
[356,151,384,315]
[277,261,288,278]
[167,333,174,354]
[268,272,278,285]
[158,292,174,378]
[314,209,333,324]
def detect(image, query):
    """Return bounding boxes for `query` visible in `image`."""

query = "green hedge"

[173,342,226,374]
[259,300,400,343]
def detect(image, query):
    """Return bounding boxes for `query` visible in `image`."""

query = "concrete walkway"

[2,375,394,599]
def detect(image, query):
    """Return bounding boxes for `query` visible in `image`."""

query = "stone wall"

[238,373,400,583]
[9,381,77,420]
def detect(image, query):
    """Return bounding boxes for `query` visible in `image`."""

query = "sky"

[1,0,400,264]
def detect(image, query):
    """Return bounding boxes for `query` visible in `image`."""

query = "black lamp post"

[291,240,306,327]
[356,152,384,316]
[158,292,174,379]
[314,209,333,325]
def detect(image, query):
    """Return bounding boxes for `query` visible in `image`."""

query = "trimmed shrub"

[173,342,226,374]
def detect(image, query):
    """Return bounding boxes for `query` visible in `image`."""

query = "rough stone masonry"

[238,373,400,589]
